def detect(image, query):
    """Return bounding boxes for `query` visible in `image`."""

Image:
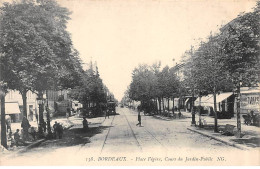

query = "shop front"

[5,102,21,122]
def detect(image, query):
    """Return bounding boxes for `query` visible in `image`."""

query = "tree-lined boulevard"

[1,107,252,165]
[0,0,259,166]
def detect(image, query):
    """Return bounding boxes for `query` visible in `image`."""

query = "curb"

[153,115,172,121]
[16,124,74,154]
[187,127,249,150]
[17,139,46,154]
[153,115,187,121]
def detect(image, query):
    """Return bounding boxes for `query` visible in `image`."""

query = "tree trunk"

[191,89,196,125]
[158,97,162,114]
[172,97,175,114]
[1,92,7,148]
[167,98,170,111]
[37,91,44,134]
[21,89,27,118]
[155,99,158,114]
[213,87,218,132]
[162,97,165,112]
[46,91,52,136]
[199,92,202,127]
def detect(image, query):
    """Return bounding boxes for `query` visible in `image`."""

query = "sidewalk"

[1,114,107,153]
[0,116,76,154]
[150,110,260,150]
[182,111,260,150]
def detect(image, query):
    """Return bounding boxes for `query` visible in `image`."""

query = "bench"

[221,124,236,136]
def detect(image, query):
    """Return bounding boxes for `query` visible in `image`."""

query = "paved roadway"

[1,107,248,165]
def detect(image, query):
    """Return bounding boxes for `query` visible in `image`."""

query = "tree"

[129,64,158,114]
[192,35,233,130]
[0,0,83,135]
[182,47,197,125]
[219,2,260,137]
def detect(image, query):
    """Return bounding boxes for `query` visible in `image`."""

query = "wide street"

[0,107,256,165]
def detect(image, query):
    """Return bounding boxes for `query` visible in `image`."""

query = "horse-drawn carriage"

[242,111,260,126]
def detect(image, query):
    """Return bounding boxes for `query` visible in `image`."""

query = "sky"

[56,0,257,101]
[1,0,257,101]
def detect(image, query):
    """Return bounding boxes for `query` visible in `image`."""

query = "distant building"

[171,63,185,81]
[2,90,38,122]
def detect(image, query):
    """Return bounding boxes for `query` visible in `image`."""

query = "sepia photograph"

[0,0,259,166]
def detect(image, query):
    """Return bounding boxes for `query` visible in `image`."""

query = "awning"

[5,102,21,114]
[174,98,179,104]
[216,92,233,103]
[241,90,260,94]
[195,93,233,107]
[185,98,191,105]
[194,95,213,106]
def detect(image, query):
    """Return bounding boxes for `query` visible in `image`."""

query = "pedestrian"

[53,121,58,139]
[66,108,70,119]
[5,115,12,133]
[105,110,110,119]
[83,117,88,131]
[178,108,182,119]
[43,120,47,133]
[136,112,141,127]
[21,116,31,141]
[7,131,14,149]
[29,127,37,140]
[13,129,25,146]
[56,123,63,139]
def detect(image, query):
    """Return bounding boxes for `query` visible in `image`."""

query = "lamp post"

[236,76,242,138]
[36,96,44,135]
[45,91,52,138]
[190,45,196,126]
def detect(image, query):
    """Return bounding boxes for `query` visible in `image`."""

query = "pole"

[199,91,202,127]
[213,86,218,132]
[0,92,7,148]
[38,91,44,135]
[236,78,241,138]
[191,89,196,125]
[46,91,52,138]
[190,45,196,125]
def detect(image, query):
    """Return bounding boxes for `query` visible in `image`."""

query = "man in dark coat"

[136,112,141,127]
[21,116,30,141]
[83,117,88,131]
[56,123,63,139]
[105,110,110,119]
[53,121,58,139]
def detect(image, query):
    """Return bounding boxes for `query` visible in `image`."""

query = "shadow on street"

[24,125,113,151]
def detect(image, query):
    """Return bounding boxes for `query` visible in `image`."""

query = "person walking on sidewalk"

[105,110,110,119]
[136,111,142,127]
[83,117,88,131]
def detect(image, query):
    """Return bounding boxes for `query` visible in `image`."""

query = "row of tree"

[123,1,259,136]
[122,62,180,115]
[0,0,113,148]
[68,61,116,116]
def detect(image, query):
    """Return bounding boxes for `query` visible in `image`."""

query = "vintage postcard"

[0,0,259,166]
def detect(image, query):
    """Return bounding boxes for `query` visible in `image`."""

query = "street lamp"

[45,91,52,139]
[36,97,44,135]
